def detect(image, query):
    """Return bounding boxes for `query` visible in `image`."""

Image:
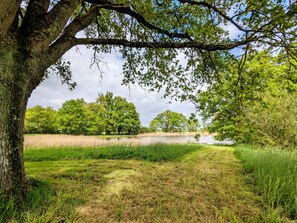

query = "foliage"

[187,113,201,131]
[96,92,141,135]
[139,126,151,133]
[57,99,89,135]
[235,145,297,219]
[25,93,141,135]
[24,106,58,134]
[244,93,297,147]
[1,0,297,195]
[196,51,297,147]
[149,110,189,132]
[194,133,201,141]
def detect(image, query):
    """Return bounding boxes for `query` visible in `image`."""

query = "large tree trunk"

[0,41,36,195]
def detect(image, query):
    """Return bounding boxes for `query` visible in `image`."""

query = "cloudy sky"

[28,47,197,127]
[28,22,240,127]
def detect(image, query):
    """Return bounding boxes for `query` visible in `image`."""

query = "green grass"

[1,144,294,222]
[0,179,51,223]
[235,145,297,219]
[25,144,200,162]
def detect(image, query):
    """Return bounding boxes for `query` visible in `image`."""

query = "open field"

[24,133,210,148]
[1,144,295,222]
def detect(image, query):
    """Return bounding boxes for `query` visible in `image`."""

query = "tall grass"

[0,179,51,222]
[235,145,297,219]
[25,144,201,162]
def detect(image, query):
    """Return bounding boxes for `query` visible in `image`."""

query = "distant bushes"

[235,145,297,219]
[25,92,141,135]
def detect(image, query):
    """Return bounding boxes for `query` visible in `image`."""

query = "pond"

[107,135,234,145]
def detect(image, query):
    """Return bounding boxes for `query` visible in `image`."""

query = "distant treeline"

[25,93,201,135]
[25,92,141,135]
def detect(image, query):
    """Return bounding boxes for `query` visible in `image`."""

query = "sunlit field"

[1,142,294,222]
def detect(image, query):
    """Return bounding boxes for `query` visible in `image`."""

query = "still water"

[107,135,234,145]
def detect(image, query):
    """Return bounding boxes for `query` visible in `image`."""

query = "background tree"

[187,113,200,132]
[85,102,105,135]
[197,51,297,146]
[0,0,296,195]
[96,92,141,135]
[57,99,89,135]
[24,106,57,134]
[149,110,188,132]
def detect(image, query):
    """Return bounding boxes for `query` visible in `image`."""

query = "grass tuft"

[0,179,51,223]
[235,145,297,219]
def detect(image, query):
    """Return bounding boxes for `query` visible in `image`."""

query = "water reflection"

[107,135,234,145]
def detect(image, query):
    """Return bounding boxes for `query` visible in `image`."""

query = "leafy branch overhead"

[1,0,296,95]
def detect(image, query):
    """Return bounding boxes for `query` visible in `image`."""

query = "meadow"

[235,145,297,220]
[1,135,296,222]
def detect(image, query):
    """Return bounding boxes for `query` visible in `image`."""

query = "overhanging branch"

[83,0,194,40]
[178,0,251,33]
[73,37,255,51]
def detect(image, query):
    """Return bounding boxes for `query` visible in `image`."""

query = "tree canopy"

[149,110,199,132]
[24,93,141,135]
[24,106,57,134]
[197,51,297,147]
[1,0,296,98]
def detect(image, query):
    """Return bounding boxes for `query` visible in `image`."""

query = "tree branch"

[84,0,194,40]
[0,0,22,40]
[62,5,100,37]
[73,37,254,51]
[20,0,81,52]
[21,0,50,31]
[178,0,250,33]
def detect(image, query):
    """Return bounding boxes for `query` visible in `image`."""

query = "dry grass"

[24,134,141,148]
[24,133,210,148]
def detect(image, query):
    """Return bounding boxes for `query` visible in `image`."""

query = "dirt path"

[75,146,282,222]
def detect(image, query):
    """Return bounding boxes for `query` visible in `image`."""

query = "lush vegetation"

[197,51,297,147]
[25,144,200,162]
[1,144,291,222]
[149,110,200,132]
[235,145,297,219]
[25,92,141,135]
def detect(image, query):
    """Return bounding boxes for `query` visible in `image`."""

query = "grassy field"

[23,132,209,148]
[1,143,295,222]
[235,145,297,220]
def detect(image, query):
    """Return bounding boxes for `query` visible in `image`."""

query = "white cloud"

[28,46,199,126]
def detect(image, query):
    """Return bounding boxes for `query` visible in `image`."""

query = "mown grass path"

[22,145,292,222]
